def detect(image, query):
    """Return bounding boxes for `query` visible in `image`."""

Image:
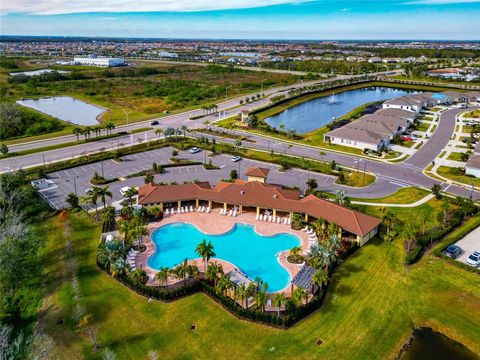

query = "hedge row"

[405,209,470,264]
[97,260,327,329]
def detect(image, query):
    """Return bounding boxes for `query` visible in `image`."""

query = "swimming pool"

[148,223,301,292]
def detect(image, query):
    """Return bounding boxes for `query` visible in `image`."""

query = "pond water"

[265,86,418,134]
[401,328,479,360]
[17,96,104,126]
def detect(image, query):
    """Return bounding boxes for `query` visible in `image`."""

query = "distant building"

[73,55,125,67]
[158,51,179,59]
[368,57,382,63]
[465,155,480,178]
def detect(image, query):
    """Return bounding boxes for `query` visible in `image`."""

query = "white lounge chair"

[268,215,272,222]
[301,226,308,232]
[190,206,194,212]
[255,214,259,220]
[206,206,210,213]
[233,210,237,217]
[283,218,288,224]
[277,217,281,223]
[258,215,263,221]
[171,209,175,215]
[219,209,224,215]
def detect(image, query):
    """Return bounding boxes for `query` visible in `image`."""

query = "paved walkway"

[351,193,435,208]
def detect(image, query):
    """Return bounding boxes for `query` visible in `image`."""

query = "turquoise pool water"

[148,223,301,292]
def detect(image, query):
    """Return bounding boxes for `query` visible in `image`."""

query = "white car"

[466,251,480,267]
[120,186,133,196]
[231,156,242,162]
[189,147,201,154]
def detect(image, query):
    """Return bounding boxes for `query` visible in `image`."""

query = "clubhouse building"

[138,167,381,246]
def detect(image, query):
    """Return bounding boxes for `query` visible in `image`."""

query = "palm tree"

[314,218,326,238]
[84,126,92,140]
[104,122,115,135]
[292,287,307,306]
[97,185,112,209]
[156,267,170,288]
[216,275,231,296]
[173,259,190,286]
[289,246,302,263]
[255,282,268,312]
[180,125,189,138]
[195,239,216,273]
[134,223,149,246]
[86,187,101,221]
[205,261,223,286]
[118,219,133,245]
[111,258,127,277]
[155,128,164,139]
[431,183,442,199]
[102,206,116,232]
[72,127,82,141]
[312,269,329,290]
[124,187,138,208]
[380,208,396,240]
[272,293,287,316]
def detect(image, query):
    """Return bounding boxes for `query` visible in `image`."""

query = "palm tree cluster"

[72,122,115,141]
[97,239,128,277]
[118,213,148,246]
[79,185,112,221]
[201,104,218,116]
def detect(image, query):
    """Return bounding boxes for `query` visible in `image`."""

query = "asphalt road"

[40,146,401,210]
[7,70,400,154]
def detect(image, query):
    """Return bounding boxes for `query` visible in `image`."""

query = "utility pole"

[362,161,367,186]
[74,176,78,196]
[42,154,46,170]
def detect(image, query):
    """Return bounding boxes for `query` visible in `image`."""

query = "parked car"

[466,251,480,267]
[443,245,462,259]
[231,156,242,162]
[84,188,93,194]
[150,120,159,126]
[400,135,415,141]
[189,147,201,154]
[120,186,133,196]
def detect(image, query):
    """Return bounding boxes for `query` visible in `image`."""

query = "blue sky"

[1,0,479,40]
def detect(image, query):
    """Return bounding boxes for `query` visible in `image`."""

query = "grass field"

[38,209,480,360]
[437,166,480,187]
[416,122,431,133]
[447,152,467,162]
[351,187,430,204]
[1,61,299,143]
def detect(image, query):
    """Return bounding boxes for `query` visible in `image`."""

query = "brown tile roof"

[138,180,381,237]
[138,181,211,204]
[245,167,270,178]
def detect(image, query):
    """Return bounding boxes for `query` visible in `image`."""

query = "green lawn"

[416,122,431,133]
[437,166,480,187]
[447,152,467,162]
[39,210,480,360]
[351,187,430,204]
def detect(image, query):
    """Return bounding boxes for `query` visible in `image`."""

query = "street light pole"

[101,161,104,178]
[362,161,367,186]
[74,176,78,196]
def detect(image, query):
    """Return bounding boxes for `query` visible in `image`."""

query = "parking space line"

[72,168,79,174]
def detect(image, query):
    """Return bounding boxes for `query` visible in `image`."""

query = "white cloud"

[1,0,314,15]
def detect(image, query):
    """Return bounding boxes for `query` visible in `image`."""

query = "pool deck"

[136,209,311,296]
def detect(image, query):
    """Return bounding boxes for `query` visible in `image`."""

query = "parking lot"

[36,146,341,209]
[450,226,480,267]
